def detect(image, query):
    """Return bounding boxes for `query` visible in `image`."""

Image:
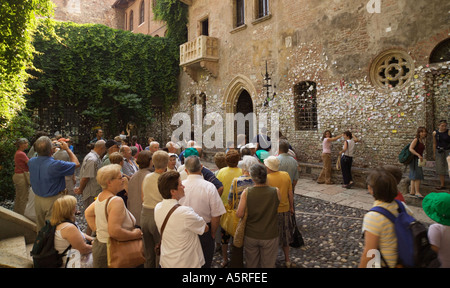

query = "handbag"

[105,197,145,268]
[155,204,180,256]
[289,209,305,248]
[220,180,240,236]
[418,158,426,167]
[233,209,247,248]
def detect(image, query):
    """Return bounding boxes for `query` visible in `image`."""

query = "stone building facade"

[51,0,166,36]
[51,0,122,28]
[174,0,449,169]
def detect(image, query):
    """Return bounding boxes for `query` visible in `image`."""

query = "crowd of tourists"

[10,120,450,268]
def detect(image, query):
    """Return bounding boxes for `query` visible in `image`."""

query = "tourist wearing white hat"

[264,156,295,268]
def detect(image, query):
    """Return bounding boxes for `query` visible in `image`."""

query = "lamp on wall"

[262,60,276,107]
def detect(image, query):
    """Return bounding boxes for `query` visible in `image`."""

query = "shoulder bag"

[155,204,180,256]
[105,197,145,268]
[220,179,240,237]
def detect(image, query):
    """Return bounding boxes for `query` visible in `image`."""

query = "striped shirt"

[362,200,414,268]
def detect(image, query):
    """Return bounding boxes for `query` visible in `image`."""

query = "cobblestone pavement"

[210,194,366,268]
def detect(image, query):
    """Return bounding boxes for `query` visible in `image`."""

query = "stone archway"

[223,74,257,113]
[223,75,257,146]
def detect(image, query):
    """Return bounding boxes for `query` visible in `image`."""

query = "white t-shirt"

[343,140,356,157]
[180,174,226,223]
[154,199,206,268]
[428,223,450,268]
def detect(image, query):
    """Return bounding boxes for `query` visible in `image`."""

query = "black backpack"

[30,220,71,268]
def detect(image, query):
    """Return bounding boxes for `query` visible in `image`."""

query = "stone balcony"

[180,35,219,82]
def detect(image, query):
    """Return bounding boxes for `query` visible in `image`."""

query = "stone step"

[0,236,33,268]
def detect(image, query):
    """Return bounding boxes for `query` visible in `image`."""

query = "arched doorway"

[235,90,254,146]
[223,74,257,148]
[424,38,450,157]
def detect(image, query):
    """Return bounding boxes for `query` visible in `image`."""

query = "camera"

[437,147,445,154]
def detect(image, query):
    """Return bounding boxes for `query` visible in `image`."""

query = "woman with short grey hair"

[236,163,281,268]
[227,156,259,268]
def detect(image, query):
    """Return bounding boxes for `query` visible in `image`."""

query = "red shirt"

[14,150,29,173]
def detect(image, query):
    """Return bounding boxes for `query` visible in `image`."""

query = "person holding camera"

[433,120,450,190]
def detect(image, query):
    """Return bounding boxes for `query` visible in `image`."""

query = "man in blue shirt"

[28,136,80,231]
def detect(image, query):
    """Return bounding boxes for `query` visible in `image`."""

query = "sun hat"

[184,147,199,158]
[264,156,280,172]
[255,149,270,163]
[422,192,450,226]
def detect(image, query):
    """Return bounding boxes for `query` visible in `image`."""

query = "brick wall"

[171,0,449,169]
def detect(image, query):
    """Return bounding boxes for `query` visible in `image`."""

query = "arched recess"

[429,38,450,64]
[223,75,257,146]
[223,74,257,114]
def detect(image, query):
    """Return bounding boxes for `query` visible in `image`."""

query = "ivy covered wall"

[26,20,180,147]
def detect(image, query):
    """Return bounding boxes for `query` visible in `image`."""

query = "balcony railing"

[180,35,219,66]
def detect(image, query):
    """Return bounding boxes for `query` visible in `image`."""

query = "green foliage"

[0,112,37,201]
[0,0,54,126]
[27,20,180,130]
[153,0,188,46]
[0,0,54,201]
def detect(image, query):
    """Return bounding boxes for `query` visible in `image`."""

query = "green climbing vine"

[26,20,180,130]
[153,0,188,46]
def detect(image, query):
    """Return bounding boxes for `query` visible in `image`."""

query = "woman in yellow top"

[359,168,414,268]
[264,156,295,268]
[216,149,242,267]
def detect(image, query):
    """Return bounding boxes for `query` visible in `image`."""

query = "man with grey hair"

[147,141,159,153]
[180,155,226,268]
[120,145,138,177]
[28,136,80,232]
[166,141,181,169]
[277,139,299,191]
[75,140,106,234]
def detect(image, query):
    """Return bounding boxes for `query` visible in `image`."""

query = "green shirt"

[245,186,279,240]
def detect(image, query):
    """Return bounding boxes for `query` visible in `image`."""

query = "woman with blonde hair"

[84,164,143,268]
[51,195,93,268]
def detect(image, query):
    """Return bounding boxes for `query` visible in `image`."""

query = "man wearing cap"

[423,193,450,268]
[75,140,106,234]
[102,139,121,166]
[28,136,80,232]
[264,155,295,268]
